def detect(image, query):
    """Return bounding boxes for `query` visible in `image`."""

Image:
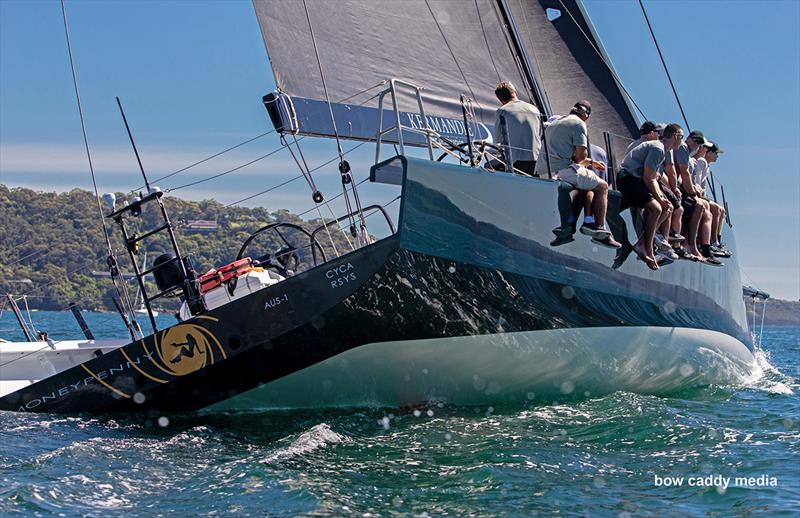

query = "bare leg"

[583,191,593,219]
[685,203,704,257]
[633,199,661,268]
[697,199,712,246]
[592,180,609,227]
[672,205,683,236]
[709,202,722,244]
[659,204,672,237]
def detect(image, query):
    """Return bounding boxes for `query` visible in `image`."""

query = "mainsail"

[252,0,639,155]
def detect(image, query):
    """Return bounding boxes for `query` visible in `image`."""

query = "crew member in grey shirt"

[535,101,619,248]
[617,123,683,270]
[493,81,541,176]
[625,121,660,155]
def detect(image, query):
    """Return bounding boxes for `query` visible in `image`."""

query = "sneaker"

[668,232,685,245]
[592,234,622,249]
[710,244,732,258]
[550,235,575,247]
[654,234,671,252]
[580,222,611,238]
[552,224,575,237]
[674,247,692,260]
[657,247,679,261]
[700,245,724,266]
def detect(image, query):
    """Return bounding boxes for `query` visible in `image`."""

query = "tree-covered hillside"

[0,185,353,311]
[2,184,797,326]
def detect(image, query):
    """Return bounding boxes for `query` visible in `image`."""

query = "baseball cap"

[706,142,724,154]
[573,100,592,116]
[688,130,711,146]
[639,121,657,134]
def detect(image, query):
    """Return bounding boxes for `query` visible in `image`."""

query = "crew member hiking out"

[535,100,620,249]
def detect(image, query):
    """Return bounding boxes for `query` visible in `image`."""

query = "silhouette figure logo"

[155,324,225,376]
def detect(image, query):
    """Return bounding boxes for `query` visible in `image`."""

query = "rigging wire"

[637,0,690,130]
[301,0,367,239]
[296,178,369,219]
[556,0,649,122]
[166,145,289,193]
[425,0,484,117]
[475,0,502,83]
[2,247,51,268]
[132,81,388,194]
[132,130,276,192]
[1,236,42,254]
[224,140,370,208]
[225,175,304,207]
[59,0,139,337]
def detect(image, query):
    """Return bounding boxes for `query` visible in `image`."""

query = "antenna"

[116,96,151,192]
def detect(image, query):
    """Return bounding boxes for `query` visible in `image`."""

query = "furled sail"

[506,0,640,151]
[252,0,540,144]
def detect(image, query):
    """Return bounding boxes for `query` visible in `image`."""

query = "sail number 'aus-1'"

[264,293,289,310]
[327,262,356,288]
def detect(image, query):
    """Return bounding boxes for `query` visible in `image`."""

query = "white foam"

[261,423,349,464]
[740,346,796,395]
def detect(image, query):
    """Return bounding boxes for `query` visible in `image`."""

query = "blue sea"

[1,311,798,516]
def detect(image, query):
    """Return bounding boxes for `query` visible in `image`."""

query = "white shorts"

[555,165,602,191]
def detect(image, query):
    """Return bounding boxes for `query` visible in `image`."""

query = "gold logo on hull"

[154,324,226,376]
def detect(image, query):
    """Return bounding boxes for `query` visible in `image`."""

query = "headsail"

[506,0,640,149]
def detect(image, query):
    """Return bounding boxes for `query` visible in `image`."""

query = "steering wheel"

[237,222,323,277]
[436,140,503,167]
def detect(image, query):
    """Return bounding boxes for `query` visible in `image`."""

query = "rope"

[758,299,767,348]
[637,0,690,130]
[21,295,38,336]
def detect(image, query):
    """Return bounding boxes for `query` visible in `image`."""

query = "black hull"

[2,157,751,413]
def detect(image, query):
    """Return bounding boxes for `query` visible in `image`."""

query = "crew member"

[536,100,620,249]
[493,81,541,176]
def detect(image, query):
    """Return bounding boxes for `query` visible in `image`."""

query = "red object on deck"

[199,258,253,293]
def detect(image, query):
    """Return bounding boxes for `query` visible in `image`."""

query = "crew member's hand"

[673,188,682,201]
[592,160,606,171]
[659,197,671,211]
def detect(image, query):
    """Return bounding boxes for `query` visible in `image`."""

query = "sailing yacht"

[0,0,757,414]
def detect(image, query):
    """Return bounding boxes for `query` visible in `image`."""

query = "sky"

[0,0,798,300]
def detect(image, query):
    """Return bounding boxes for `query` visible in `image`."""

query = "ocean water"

[1,312,798,516]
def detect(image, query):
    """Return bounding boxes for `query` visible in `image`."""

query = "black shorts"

[680,188,698,215]
[662,188,680,209]
[618,173,654,210]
